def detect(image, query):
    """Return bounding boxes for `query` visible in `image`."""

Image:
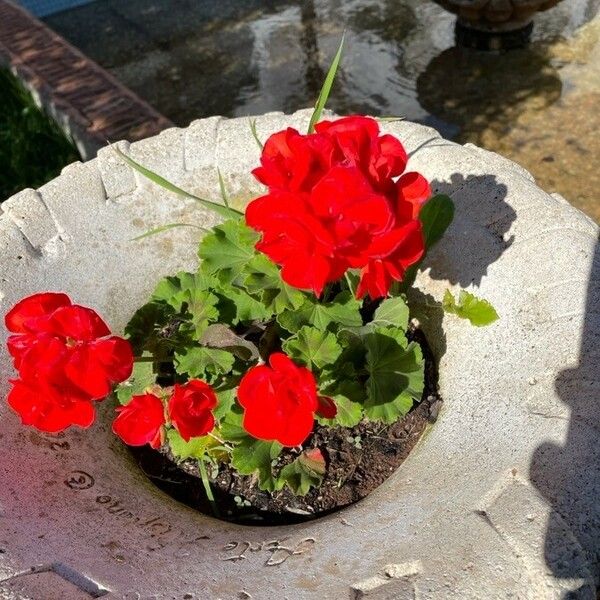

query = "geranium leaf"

[442,289,499,327]
[124,301,175,356]
[219,408,247,442]
[114,146,242,220]
[115,359,156,405]
[213,388,237,421]
[277,291,362,333]
[151,271,220,337]
[199,220,260,284]
[282,326,342,370]
[317,379,365,427]
[167,428,215,460]
[200,324,259,361]
[399,194,454,291]
[419,194,454,251]
[231,436,282,492]
[307,32,345,134]
[219,284,271,324]
[174,346,235,382]
[278,449,325,496]
[372,296,409,329]
[152,271,217,309]
[364,327,425,423]
[243,254,306,313]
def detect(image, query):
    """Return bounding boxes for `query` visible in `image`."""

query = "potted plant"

[3,41,498,526]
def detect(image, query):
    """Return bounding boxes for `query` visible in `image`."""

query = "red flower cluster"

[248,116,430,298]
[238,352,335,447]
[112,380,217,448]
[5,293,133,432]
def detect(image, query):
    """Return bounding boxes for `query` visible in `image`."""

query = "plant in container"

[3,40,498,524]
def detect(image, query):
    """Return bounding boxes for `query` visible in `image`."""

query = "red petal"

[112,393,165,447]
[7,379,95,433]
[44,305,111,341]
[168,380,217,441]
[5,292,71,333]
[316,396,337,419]
[396,172,431,219]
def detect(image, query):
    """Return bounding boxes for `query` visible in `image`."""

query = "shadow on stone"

[424,173,516,287]
[530,236,600,592]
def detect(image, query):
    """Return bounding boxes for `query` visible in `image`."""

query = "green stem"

[133,356,157,363]
[344,272,355,296]
[198,459,220,518]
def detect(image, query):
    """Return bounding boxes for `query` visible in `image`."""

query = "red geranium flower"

[315,115,408,193]
[4,293,134,432]
[252,127,334,192]
[113,393,166,449]
[248,116,430,299]
[168,380,217,441]
[7,378,96,433]
[237,353,334,447]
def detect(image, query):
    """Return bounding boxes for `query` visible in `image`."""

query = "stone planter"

[0,110,598,599]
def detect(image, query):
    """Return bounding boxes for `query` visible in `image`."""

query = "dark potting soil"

[131,328,442,525]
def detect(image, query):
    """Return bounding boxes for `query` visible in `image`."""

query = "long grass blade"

[114,146,242,220]
[217,168,230,208]
[307,32,345,134]
[131,222,206,241]
[249,118,263,150]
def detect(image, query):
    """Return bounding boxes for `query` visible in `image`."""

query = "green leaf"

[213,388,237,421]
[167,428,213,461]
[124,301,175,356]
[220,284,271,324]
[243,254,306,313]
[200,324,259,361]
[307,33,345,134]
[372,296,410,329]
[174,346,235,382]
[217,168,230,208]
[220,408,246,442]
[231,436,282,492]
[151,271,219,337]
[318,379,365,428]
[115,359,156,405]
[420,194,454,251]
[131,222,205,241]
[278,449,325,496]
[277,291,362,334]
[199,220,260,284]
[442,289,499,327]
[249,118,263,150]
[364,327,425,423]
[114,146,242,220]
[400,194,454,290]
[282,326,342,370]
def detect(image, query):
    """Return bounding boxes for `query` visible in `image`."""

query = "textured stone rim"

[0,110,598,599]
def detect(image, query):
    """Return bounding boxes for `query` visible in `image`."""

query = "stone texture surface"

[0,110,598,599]
[0,0,172,159]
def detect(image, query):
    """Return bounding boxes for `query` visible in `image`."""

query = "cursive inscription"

[221,538,315,566]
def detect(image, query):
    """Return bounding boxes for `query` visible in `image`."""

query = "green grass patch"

[0,68,79,201]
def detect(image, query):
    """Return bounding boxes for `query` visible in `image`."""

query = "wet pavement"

[46,0,599,221]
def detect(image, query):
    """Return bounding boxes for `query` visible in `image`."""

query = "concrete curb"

[0,110,598,599]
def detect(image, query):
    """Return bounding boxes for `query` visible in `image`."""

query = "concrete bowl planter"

[0,109,598,599]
